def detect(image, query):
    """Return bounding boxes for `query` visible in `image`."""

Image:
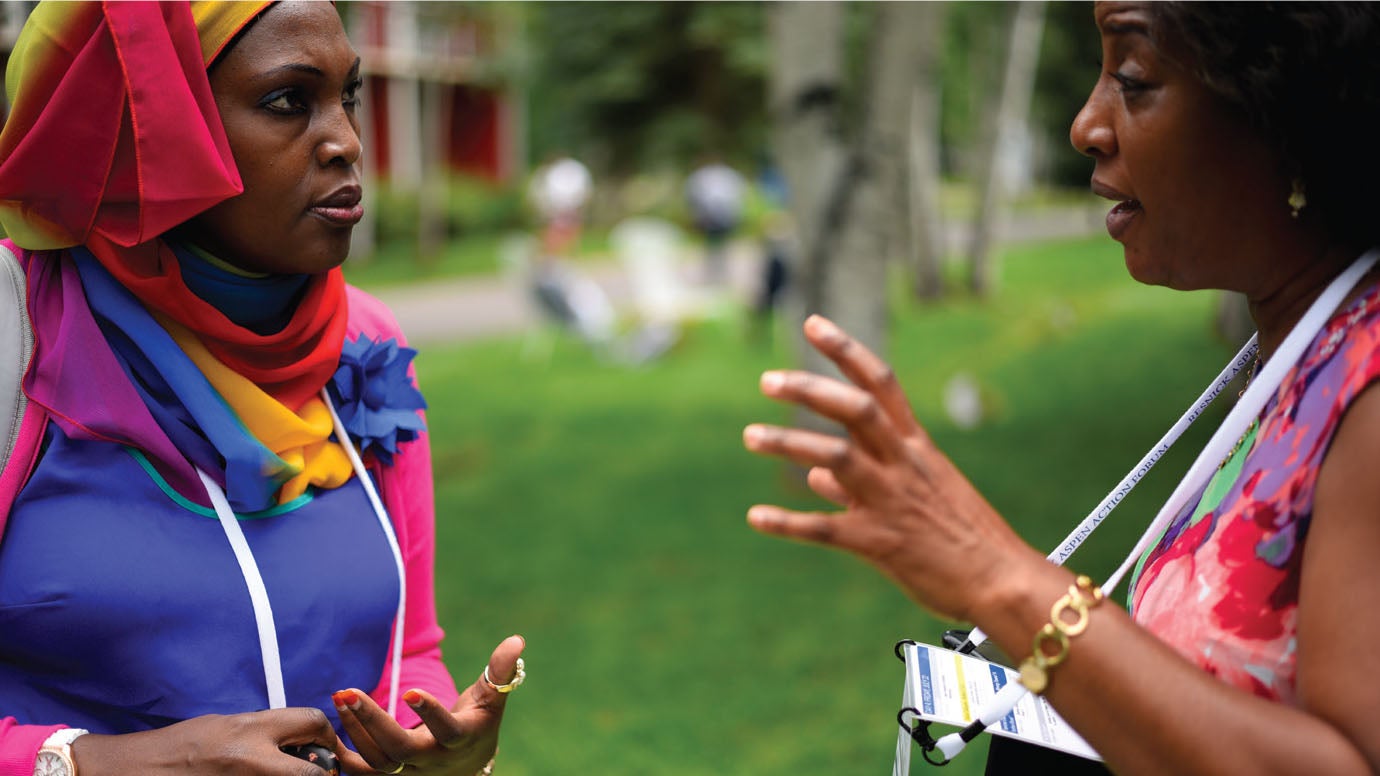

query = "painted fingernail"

[332,689,360,711]
[761,372,784,391]
[403,690,423,708]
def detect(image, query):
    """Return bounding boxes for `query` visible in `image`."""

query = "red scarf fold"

[0,1,344,410]
[87,235,347,410]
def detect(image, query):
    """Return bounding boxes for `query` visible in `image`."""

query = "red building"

[344,1,523,186]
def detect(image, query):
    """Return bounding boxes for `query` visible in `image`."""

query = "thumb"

[479,635,526,699]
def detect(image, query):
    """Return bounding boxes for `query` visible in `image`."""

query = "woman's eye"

[1111,71,1147,94]
[343,80,363,109]
[260,88,303,114]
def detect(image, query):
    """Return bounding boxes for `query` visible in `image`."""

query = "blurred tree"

[1034,1,1100,186]
[769,1,938,380]
[525,2,769,177]
[907,3,947,300]
[967,0,1047,296]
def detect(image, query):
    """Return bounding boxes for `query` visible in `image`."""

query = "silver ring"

[482,657,526,694]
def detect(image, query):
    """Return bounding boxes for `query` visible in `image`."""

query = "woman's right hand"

[743,315,1048,622]
[71,707,345,776]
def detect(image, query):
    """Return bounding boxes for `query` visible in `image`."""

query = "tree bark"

[769,2,936,367]
[908,3,947,300]
[768,2,938,476]
[967,0,1046,296]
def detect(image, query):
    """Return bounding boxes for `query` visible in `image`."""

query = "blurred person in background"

[527,152,593,260]
[684,154,747,287]
[0,3,524,774]
[745,3,1380,774]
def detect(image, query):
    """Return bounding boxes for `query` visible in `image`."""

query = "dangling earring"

[1288,179,1307,218]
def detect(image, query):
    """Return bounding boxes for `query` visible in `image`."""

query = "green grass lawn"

[409,236,1236,774]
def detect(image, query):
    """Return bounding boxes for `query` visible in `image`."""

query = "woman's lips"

[1106,199,1142,241]
[310,203,365,226]
[311,185,364,226]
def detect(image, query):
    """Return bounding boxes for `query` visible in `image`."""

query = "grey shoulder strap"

[0,244,32,476]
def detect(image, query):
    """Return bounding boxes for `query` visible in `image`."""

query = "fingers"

[746,504,845,548]
[269,706,340,743]
[802,315,928,442]
[743,424,881,492]
[261,709,345,776]
[807,466,850,505]
[475,635,526,707]
[331,746,376,776]
[757,371,904,461]
[401,688,468,750]
[331,689,411,773]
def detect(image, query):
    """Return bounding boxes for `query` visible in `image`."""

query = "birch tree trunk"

[770,2,936,372]
[908,3,947,300]
[967,0,1046,296]
[768,0,845,356]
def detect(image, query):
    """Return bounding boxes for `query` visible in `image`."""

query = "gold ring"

[381,762,405,774]
[482,657,526,694]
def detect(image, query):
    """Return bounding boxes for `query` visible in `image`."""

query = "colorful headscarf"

[0,1,347,412]
[0,1,374,509]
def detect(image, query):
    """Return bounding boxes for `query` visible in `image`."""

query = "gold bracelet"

[1017,574,1104,694]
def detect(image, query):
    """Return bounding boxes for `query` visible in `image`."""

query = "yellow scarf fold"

[160,315,354,503]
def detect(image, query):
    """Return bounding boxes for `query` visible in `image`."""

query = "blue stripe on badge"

[989,664,1017,732]
[918,646,935,715]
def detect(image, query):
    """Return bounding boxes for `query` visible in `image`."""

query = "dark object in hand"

[283,744,341,774]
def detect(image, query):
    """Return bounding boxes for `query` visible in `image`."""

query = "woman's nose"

[1069,84,1116,159]
[317,109,362,168]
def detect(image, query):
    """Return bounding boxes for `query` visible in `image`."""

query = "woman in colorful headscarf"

[0,3,524,775]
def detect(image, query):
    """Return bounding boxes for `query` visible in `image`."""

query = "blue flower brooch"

[328,335,427,465]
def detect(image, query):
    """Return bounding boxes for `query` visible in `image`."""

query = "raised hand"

[742,315,1043,622]
[332,635,525,775]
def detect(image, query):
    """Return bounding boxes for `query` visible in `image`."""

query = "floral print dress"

[1128,282,1380,704]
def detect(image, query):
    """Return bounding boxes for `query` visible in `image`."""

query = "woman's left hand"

[743,315,1045,622]
[331,635,525,775]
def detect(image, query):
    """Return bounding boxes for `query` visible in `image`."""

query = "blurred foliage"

[372,176,527,248]
[524,2,770,176]
[1034,1,1103,185]
[521,1,1100,188]
[940,1,1100,186]
[353,2,1105,263]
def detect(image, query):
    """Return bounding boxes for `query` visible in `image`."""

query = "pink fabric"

[0,280,458,772]
[347,285,461,726]
[17,243,201,500]
[0,721,58,776]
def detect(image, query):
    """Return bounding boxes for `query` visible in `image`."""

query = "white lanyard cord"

[197,388,409,717]
[964,334,1259,651]
[1106,247,1379,592]
[929,248,1380,764]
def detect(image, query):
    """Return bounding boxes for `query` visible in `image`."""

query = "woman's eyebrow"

[1104,21,1148,37]
[257,57,361,80]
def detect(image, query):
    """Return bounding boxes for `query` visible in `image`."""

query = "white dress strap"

[196,467,288,709]
[197,388,408,716]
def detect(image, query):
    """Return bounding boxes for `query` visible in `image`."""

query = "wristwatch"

[33,728,87,776]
